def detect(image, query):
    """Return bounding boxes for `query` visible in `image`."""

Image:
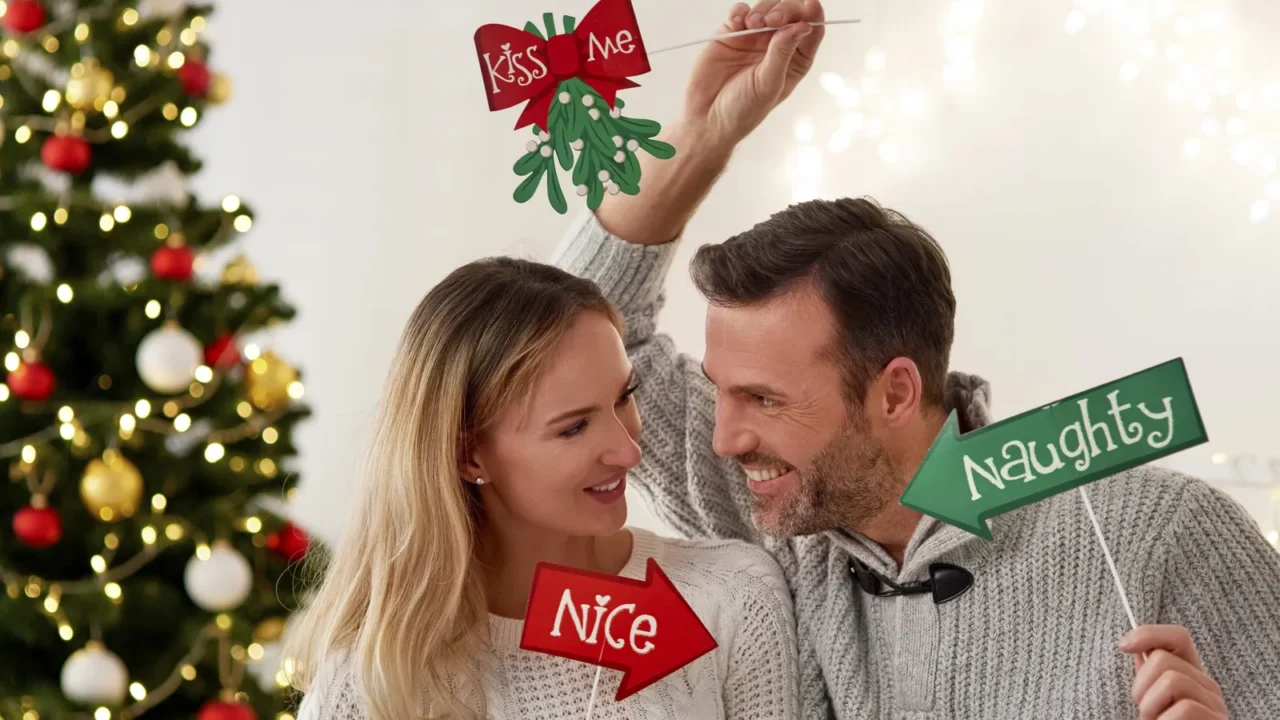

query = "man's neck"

[476,521,632,619]
[850,408,950,567]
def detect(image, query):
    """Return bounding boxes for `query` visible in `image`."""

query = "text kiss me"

[482,28,639,94]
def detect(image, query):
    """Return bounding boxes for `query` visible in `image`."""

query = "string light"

[122,8,139,26]
[42,89,61,112]
[162,103,179,120]
[237,402,253,418]
[180,107,198,126]
[234,215,253,232]
[104,582,122,600]
[114,206,132,223]
[101,214,116,232]
[0,385,9,402]
[215,613,232,630]
[156,28,173,45]
[174,413,192,432]
[119,414,136,432]
[95,706,111,720]
[262,427,279,444]
[75,23,90,42]
[167,51,185,69]
[54,208,69,224]
[191,16,207,32]
[180,28,197,46]
[180,664,196,681]
[60,423,76,440]
[129,683,146,701]
[205,443,225,462]
[42,36,58,53]
[134,46,151,67]
[135,399,151,417]
[30,212,47,231]
[141,526,157,544]
[244,344,261,360]
[5,352,19,372]
[245,516,263,533]
[165,523,184,540]
[111,121,129,139]
[59,623,74,640]
[14,125,31,143]
[90,555,107,573]
[145,300,162,318]
[21,444,35,463]
[194,365,214,383]
[151,494,166,511]
[154,223,170,240]
[15,330,29,348]
[287,381,305,400]
[57,284,74,303]
[248,643,265,660]
[1067,0,1278,222]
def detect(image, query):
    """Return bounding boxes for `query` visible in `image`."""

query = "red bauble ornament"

[204,333,240,369]
[151,243,195,281]
[2,0,46,33]
[7,359,55,401]
[196,699,257,720]
[41,134,92,175]
[13,503,62,548]
[178,59,212,98]
[266,522,309,564]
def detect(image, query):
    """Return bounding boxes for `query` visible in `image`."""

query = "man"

[551,0,1280,717]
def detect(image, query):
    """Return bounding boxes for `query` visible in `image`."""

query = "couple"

[289,1,1280,718]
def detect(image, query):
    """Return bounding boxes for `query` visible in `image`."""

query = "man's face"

[703,284,898,536]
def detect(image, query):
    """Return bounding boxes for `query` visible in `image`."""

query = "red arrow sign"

[519,558,718,701]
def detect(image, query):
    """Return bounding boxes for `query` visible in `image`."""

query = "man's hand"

[594,0,826,245]
[1120,625,1228,719]
[685,0,826,148]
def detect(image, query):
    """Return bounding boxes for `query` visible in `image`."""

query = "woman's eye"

[561,420,588,438]
[619,382,641,405]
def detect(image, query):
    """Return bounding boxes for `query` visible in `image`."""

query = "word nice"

[964,390,1174,501]
[551,588,657,654]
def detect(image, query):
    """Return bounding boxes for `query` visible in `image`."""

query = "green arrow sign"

[899,358,1208,540]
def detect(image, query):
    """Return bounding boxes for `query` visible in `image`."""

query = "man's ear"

[876,357,923,428]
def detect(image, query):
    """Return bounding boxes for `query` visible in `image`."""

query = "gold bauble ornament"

[253,616,286,643]
[207,72,232,105]
[244,351,297,411]
[80,449,144,522]
[220,255,259,286]
[65,59,116,112]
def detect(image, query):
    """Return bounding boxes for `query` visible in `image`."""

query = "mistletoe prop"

[474,0,676,214]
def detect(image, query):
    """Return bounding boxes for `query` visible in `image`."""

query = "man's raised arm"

[553,0,826,541]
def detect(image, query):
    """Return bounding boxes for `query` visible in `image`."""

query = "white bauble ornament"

[184,541,253,611]
[60,641,128,706]
[136,322,203,394]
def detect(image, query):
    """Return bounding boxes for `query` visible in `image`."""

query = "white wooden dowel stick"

[1079,486,1148,662]
[650,19,859,55]
[584,638,607,720]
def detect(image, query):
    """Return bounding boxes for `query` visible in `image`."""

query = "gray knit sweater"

[551,211,1280,719]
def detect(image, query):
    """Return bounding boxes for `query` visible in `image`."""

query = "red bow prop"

[474,0,651,130]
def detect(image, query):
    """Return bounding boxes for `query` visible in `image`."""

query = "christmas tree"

[1,2,317,719]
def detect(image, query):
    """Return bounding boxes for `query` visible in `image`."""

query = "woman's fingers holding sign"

[1120,625,1227,720]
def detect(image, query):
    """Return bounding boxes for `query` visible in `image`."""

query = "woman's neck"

[476,524,633,619]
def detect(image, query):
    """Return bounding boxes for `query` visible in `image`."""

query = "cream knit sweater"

[552,211,1280,719]
[295,528,800,719]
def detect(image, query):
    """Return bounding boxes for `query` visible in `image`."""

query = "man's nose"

[712,398,754,459]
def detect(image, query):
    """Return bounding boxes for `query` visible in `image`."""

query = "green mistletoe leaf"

[514,165,546,204]
[514,151,543,176]
[546,162,568,214]
[617,117,662,137]
[573,145,595,188]
[637,137,676,160]
[587,177,605,210]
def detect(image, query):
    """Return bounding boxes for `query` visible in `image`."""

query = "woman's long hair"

[283,258,621,719]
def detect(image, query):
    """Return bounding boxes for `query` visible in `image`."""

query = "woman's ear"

[458,431,485,484]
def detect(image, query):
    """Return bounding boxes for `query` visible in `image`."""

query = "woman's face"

[471,311,642,538]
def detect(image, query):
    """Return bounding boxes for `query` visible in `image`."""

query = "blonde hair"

[284,258,621,719]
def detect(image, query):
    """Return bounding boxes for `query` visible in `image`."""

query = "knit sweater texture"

[551,210,1280,719]
[295,528,800,719]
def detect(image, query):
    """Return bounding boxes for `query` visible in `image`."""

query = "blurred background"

[190,0,1280,546]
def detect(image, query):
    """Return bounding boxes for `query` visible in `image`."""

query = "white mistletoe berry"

[539,145,552,158]
[570,139,584,151]
[539,130,550,142]
[526,140,539,153]
[613,135,623,147]
[581,95,595,107]
[588,108,600,120]
[576,184,589,196]
[607,183,621,195]
[614,151,625,162]
[597,169,611,181]
[558,91,571,104]
[610,107,621,119]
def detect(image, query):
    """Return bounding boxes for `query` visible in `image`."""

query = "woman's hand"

[1121,624,1228,719]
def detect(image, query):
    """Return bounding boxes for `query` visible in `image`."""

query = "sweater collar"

[825,370,996,581]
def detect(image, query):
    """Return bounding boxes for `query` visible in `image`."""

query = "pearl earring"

[475,477,486,485]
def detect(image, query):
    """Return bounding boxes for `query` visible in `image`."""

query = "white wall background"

[186,0,1280,547]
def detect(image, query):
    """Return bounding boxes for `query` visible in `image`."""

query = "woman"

[286,258,799,719]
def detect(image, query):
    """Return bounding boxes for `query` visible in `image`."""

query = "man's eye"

[756,395,776,408]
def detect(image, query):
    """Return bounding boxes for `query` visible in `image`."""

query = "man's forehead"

[707,288,834,353]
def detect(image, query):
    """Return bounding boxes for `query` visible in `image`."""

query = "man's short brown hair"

[690,197,956,408]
